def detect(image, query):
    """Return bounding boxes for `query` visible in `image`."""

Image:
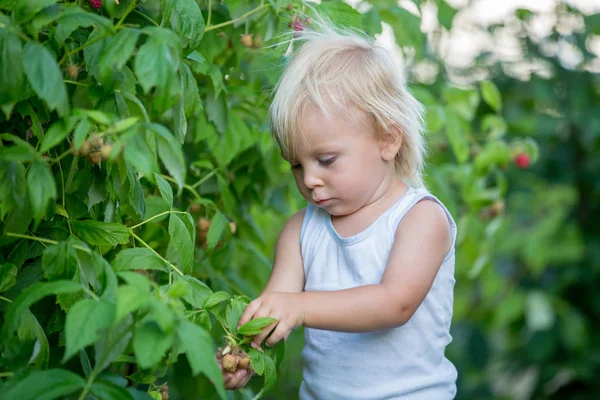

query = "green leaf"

[436,0,457,30]
[0,263,17,292]
[2,369,85,400]
[148,123,186,190]
[22,42,69,117]
[27,160,57,224]
[1,281,82,338]
[170,0,205,49]
[0,161,26,216]
[238,317,277,336]
[18,308,50,369]
[480,81,502,112]
[134,29,181,97]
[91,379,135,400]
[380,6,424,58]
[317,1,362,29]
[73,117,92,150]
[99,28,141,81]
[205,88,227,134]
[177,320,226,400]
[168,213,194,273]
[154,173,173,207]
[112,248,168,272]
[41,242,78,280]
[227,297,247,335]
[203,291,230,309]
[0,29,25,106]
[54,7,113,45]
[173,99,187,144]
[71,220,130,247]
[180,62,202,116]
[134,321,173,369]
[445,110,470,164]
[115,284,152,322]
[63,299,116,362]
[39,118,75,154]
[249,348,265,375]
[206,211,228,250]
[180,275,213,309]
[127,162,146,219]
[94,315,134,372]
[123,126,159,180]
[263,355,277,393]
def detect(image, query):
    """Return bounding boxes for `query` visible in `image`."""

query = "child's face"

[288,106,398,217]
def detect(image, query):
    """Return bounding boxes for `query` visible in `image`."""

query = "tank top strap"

[387,188,458,260]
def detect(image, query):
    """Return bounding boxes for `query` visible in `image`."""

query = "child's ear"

[379,125,403,162]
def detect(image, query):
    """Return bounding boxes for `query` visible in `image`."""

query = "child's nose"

[303,167,322,189]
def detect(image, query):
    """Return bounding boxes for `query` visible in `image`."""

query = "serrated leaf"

[148,123,185,190]
[1,281,82,338]
[18,308,50,369]
[170,0,205,49]
[206,211,228,250]
[39,118,72,154]
[115,284,152,322]
[263,355,277,393]
[99,28,141,82]
[227,297,247,335]
[63,299,115,362]
[71,220,130,247]
[22,42,69,117]
[41,242,78,281]
[112,248,168,272]
[91,379,135,400]
[173,98,187,144]
[123,126,159,180]
[168,213,193,274]
[94,315,134,372]
[154,173,173,207]
[27,160,57,224]
[480,81,502,112]
[2,369,85,400]
[133,321,173,369]
[0,29,25,106]
[134,30,181,97]
[203,291,230,309]
[436,0,457,30]
[127,162,146,219]
[177,320,225,399]
[249,348,265,376]
[180,275,213,308]
[0,263,18,292]
[238,317,277,336]
[73,117,92,150]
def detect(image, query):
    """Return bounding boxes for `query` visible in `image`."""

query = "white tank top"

[298,187,457,399]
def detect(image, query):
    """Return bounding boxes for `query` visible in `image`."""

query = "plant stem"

[207,0,212,26]
[4,232,90,253]
[49,148,72,165]
[160,174,216,210]
[0,371,14,378]
[116,0,138,30]
[64,80,89,87]
[0,295,12,303]
[133,9,159,27]
[83,287,100,301]
[130,231,184,276]
[128,210,188,230]
[205,4,270,32]
[59,34,109,66]
[191,168,218,189]
[54,150,66,208]
[78,370,98,400]
[65,156,78,193]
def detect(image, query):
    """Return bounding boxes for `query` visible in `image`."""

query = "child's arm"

[239,200,452,348]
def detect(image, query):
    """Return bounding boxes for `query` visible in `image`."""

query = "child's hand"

[218,357,254,390]
[238,292,305,348]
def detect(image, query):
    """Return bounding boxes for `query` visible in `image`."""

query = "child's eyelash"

[319,157,335,166]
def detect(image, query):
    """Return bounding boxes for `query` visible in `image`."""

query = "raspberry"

[87,151,102,166]
[237,355,250,370]
[222,354,237,373]
[189,203,201,213]
[292,18,304,32]
[67,65,79,80]
[89,135,104,150]
[198,218,211,231]
[100,144,113,160]
[240,34,253,48]
[514,153,530,168]
[89,0,102,9]
[252,35,262,49]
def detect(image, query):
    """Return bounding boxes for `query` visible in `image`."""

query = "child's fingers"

[265,321,290,347]
[251,319,278,348]
[229,369,252,390]
[237,298,262,328]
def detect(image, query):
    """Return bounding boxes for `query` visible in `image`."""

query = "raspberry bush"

[0,0,547,399]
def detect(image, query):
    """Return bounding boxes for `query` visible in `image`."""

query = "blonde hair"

[269,20,427,188]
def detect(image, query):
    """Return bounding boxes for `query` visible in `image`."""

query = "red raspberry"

[89,0,102,9]
[514,153,530,168]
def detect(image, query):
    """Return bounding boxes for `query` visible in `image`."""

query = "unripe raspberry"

[189,203,201,213]
[198,218,211,231]
[514,153,530,168]
[237,355,250,370]
[89,135,104,150]
[229,222,237,235]
[100,144,113,160]
[240,34,253,48]
[87,151,102,165]
[67,65,79,80]
[222,354,237,373]
[80,140,91,156]
[252,35,262,49]
[89,0,102,9]
[292,18,304,32]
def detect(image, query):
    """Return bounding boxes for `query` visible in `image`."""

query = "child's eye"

[318,157,336,166]
[291,163,302,170]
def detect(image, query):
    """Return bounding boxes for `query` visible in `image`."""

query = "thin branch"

[130,231,184,276]
[128,210,189,230]
[205,4,270,32]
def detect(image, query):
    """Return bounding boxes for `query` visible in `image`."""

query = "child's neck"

[331,178,409,238]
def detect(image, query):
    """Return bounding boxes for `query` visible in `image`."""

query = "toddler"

[223,22,458,399]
